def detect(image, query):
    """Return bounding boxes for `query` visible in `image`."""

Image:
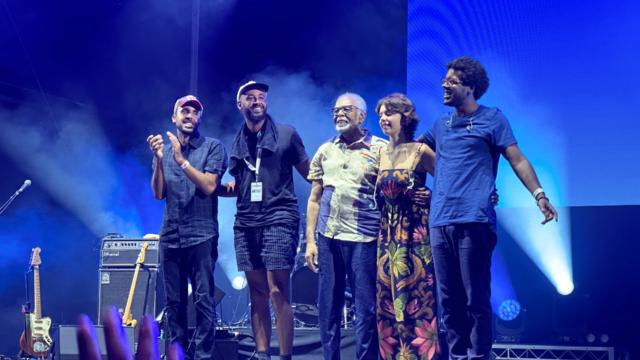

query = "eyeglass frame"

[440,77,465,87]
[331,105,363,116]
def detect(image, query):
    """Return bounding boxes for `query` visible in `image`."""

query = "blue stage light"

[498,299,521,321]
[491,248,520,319]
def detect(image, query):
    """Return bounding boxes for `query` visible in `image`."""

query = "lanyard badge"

[244,149,263,203]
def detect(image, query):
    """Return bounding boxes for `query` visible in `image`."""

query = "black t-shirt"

[229,115,308,228]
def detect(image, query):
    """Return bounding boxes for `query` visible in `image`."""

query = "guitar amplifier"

[100,237,159,268]
[98,267,161,326]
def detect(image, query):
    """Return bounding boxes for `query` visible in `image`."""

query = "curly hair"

[375,93,419,141]
[446,56,490,100]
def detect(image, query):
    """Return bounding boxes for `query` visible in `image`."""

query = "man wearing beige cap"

[221,81,309,360]
[147,95,228,359]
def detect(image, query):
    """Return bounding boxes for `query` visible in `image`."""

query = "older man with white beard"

[305,93,384,360]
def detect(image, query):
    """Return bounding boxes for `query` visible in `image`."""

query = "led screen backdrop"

[408,0,640,207]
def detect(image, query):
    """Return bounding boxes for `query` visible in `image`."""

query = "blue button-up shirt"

[155,132,228,248]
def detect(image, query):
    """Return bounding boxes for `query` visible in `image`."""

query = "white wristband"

[180,160,190,170]
[532,187,544,199]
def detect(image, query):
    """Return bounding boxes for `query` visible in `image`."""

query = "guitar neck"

[123,263,141,319]
[33,265,41,319]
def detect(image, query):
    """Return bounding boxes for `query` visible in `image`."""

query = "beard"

[334,115,355,133]
[242,105,267,123]
[335,122,353,133]
[178,122,197,134]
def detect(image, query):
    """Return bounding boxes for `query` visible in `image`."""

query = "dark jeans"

[161,239,216,360]
[430,223,497,360]
[316,234,377,360]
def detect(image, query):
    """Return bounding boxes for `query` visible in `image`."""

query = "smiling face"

[237,89,268,123]
[172,105,201,134]
[378,104,402,137]
[442,68,474,107]
[332,95,365,134]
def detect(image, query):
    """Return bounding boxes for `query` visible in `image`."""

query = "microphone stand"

[0,187,28,215]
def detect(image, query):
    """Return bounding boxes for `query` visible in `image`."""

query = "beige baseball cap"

[236,80,269,101]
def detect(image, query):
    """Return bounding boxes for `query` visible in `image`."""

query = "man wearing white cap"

[147,95,228,359]
[222,81,309,360]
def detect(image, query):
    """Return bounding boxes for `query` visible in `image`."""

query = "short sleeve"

[204,140,228,176]
[288,128,309,165]
[422,126,436,149]
[492,110,517,151]
[307,145,326,181]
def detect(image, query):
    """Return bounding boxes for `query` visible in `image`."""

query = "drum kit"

[291,241,355,329]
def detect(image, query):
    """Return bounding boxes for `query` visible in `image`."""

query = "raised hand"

[166,132,186,166]
[146,135,164,159]
[76,307,184,360]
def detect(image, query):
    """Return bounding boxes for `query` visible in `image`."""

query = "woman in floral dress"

[375,93,440,360]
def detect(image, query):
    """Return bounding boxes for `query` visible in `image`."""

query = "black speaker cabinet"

[56,325,134,360]
[213,339,238,360]
[98,267,159,325]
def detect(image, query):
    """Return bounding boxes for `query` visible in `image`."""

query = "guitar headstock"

[136,242,149,264]
[30,247,42,267]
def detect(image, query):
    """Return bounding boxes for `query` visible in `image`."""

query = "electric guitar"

[122,242,149,327]
[19,247,53,358]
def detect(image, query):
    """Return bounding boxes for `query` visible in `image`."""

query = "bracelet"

[536,196,549,204]
[180,160,190,170]
[532,187,544,199]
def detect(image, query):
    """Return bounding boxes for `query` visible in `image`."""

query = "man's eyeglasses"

[441,78,464,87]
[331,105,361,116]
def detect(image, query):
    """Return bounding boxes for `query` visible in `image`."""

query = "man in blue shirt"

[222,81,309,360]
[419,57,557,360]
[147,95,228,359]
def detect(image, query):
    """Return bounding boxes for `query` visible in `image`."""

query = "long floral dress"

[377,167,440,360]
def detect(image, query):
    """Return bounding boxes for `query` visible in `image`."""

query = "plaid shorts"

[234,224,299,272]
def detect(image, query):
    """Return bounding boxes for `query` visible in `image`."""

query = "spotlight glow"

[232,275,247,290]
[498,206,573,295]
[557,281,574,296]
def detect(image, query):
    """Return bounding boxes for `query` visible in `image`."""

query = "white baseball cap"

[236,80,269,101]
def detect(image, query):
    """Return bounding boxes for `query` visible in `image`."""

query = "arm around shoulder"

[418,143,436,175]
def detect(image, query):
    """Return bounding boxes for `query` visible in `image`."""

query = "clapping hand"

[147,135,164,159]
[166,132,187,166]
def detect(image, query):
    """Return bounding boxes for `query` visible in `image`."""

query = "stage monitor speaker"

[98,267,159,325]
[56,325,134,360]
